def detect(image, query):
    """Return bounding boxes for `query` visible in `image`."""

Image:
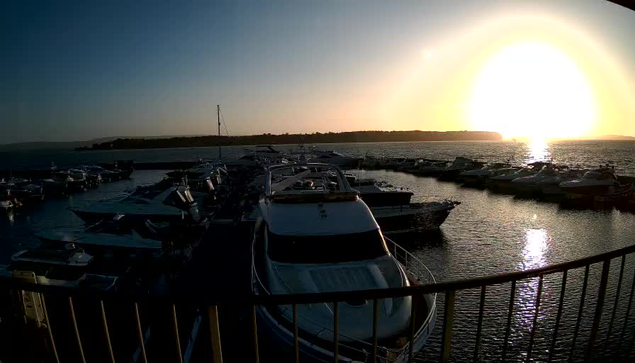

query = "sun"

[467,41,596,140]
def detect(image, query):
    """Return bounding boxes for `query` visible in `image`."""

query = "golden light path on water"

[521,228,551,270]
[526,138,552,163]
[514,228,554,335]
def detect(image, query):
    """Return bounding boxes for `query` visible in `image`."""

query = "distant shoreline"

[75,130,502,151]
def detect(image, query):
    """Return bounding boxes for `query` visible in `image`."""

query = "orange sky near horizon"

[375,12,635,141]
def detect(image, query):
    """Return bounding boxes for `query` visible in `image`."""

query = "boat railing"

[385,237,437,287]
[2,243,635,362]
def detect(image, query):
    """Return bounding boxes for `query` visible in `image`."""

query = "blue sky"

[2,1,635,144]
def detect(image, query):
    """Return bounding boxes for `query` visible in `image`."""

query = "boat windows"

[267,230,388,263]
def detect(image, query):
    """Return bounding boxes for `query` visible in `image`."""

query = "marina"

[3,1,635,361]
[1,140,635,362]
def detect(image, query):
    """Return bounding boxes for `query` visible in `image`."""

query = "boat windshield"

[267,229,388,263]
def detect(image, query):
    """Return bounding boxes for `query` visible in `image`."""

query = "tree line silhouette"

[76,130,502,150]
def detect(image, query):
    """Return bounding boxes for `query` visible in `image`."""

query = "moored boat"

[438,157,482,181]
[487,162,547,190]
[350,178,459,233]
[70,180,202,224]
[251,163,436,362]
[561,167,619,196]
[460,162,512,186]
[511,164,559,194]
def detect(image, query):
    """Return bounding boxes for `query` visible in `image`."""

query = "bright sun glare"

[468,42,596,140]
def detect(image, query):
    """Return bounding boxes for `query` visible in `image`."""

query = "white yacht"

[82,165,121,182]
[488,162,547,189]
[560,167,633,201]
[351,179,458,234]
[511,165,559,194]
[70,180,201,224]
[537,169,584,196]
[439,157,480,181]
[244,145,285,158]
[460,163,511,185]
[252,163,436,362]
[307,149,363,168]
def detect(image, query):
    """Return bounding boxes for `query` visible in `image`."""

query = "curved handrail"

[5,244,635,306]
[384,237,437,286]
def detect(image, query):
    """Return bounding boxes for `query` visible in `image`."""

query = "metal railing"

[2,243,635,362]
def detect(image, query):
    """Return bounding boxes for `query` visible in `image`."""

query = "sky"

[1,0,635,144]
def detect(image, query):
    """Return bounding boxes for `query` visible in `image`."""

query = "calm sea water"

[3,139,635,175]
[2,140,635,362]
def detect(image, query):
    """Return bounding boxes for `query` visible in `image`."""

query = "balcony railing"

[1,242,635,362]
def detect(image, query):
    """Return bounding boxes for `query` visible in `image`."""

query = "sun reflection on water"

[512,228,553,339]
[521,228,550,270]
[525,138,552,164]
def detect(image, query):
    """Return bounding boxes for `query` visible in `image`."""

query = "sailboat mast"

[217,104,222,160]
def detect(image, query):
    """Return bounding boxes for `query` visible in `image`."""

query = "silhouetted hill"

[593,135,635,141]
[77,131,502,150]
[0,137,121,152]
[0,135,202,151]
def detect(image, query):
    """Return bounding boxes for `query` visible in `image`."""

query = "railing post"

[502,280,517,362]
[527,275,544,362]
[441,290,456,363]
[333,302,339,363]
[100,300,116,363]
[41,295,60,363]
[372,298,379,363]
[473,286,486,362]
[606,255,626,343]
[408,296,416,363]
[68,296,87,363]
[251,305,260,363]
[548,270,568,362]
[134,302,148,363]
[570,265,590,362]
[586,259,611,362]
[617,267,635,356]
[172,304,184,363]
[208,305,223,363]
[293,304,299,363]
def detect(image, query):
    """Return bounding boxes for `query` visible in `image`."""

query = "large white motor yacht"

[251,163,436,362]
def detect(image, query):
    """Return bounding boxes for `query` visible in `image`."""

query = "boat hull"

[254,284,436,363]
[540,183,564,196]
[562,184,612,197]
[359,192,413,207]
[461,175,489,187]
[437,169,463,181]
[411,169,443,177]
[511,182,541,195]
[372,202,455,234]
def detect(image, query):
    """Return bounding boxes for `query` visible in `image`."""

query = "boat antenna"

[217,104,222,160]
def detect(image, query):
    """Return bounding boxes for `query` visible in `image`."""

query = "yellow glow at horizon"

[467,42,597,140]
